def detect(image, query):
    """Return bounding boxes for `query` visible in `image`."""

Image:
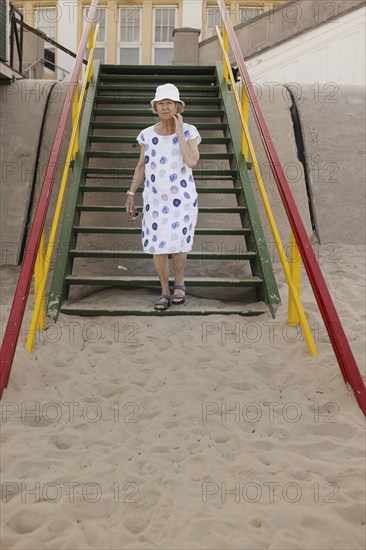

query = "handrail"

[216,27,317,357]
[16,19,89,67]
[9,2,87,77]
[22,57,44,74]
[26,22,100,353]
[0,0,100,398]
[216,0,365,415]
[23,58,71,78]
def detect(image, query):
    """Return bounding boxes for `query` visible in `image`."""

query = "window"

[153,7,176,65]
[205,6,221,39]
[83,6,106,63]
[119,6,141,65]
[35,7,56,72]
[240,6,263,23]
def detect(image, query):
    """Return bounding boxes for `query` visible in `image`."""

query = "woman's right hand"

[125,195,135,214]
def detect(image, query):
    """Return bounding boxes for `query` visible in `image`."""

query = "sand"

[0,243,365,550]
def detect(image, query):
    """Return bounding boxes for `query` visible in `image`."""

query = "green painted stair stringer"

[216,61,281,316]
[47,60,101,320]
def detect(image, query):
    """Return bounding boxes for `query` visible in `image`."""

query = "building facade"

[13,0,287,78]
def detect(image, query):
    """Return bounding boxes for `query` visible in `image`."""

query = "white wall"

[182,0,203,36]
[246,7,366,86]
[57,0,78,79]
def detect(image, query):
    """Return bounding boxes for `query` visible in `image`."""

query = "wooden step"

[83,168,237,179]
[97,85,219,94]
[76,205,247,214]
[80,186,242,194]
[95,96,221,105]
[91,122,227,130]
[85,151,234,161]
[60,304,266,317]
[69,249,256,260]
[88,136,230,145]
[92,108,224,117]
[99,75,217,83]
[72,226,250,236]
[100,65,216,75]
[65,275,263,287]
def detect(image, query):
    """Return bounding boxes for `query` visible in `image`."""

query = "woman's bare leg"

[153,254,170,308]
[172,253,187,301]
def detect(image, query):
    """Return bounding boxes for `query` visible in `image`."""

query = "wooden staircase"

[48,63,280,317]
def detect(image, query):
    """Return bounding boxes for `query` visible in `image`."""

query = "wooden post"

[288,230,301,326]
[72,86,79,160]
[223,25,229,84]
[241,86,249,162]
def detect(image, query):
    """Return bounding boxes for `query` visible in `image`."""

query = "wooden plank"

[98,85,219,93]
[95,96,221,105]
[92,108,224,117]
[85,151,234,160]
[83,168,237,178]
[60,306,266,317]
[69,250,256,260]
[76,205,246,213]
[100,64,216,75]
[99,74,217,82]
[80,186,241,194]
[72,226,250,235]
[89,136,230,144]
[65,275,263,287]
[91,122,227,130]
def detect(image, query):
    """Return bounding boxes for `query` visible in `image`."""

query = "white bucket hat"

[150,83,185,109]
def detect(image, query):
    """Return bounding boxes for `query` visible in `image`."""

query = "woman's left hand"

[173,113,184,137]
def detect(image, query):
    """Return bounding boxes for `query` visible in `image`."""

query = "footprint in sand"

[52,434,76,450]
[147,499,173,543]
[128,372,150,387]
[11,510,46,534]
[89,345,111,354]
[54,358,70,368]
[122,485,161,534]
[161,419,180,429]
[22,415,53,428]
[250,517,262,528]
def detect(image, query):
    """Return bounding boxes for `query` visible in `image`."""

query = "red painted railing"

[216,0,365,415]
[0,0,99,397]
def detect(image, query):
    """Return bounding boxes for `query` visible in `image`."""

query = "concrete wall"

[199,0,365,69]
[0,80,71,266]
[290,84,365,245]
[246,7,366,86]
[228,83,313,257]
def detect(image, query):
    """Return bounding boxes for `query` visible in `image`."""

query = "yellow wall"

[14,0,288,66]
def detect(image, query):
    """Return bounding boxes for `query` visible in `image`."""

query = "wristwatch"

[126,190,135,196]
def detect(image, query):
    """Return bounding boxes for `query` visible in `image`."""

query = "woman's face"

[156,99,177,120]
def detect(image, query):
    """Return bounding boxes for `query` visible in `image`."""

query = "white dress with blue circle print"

[137,123,202,254]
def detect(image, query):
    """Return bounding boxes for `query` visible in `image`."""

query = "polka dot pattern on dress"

[136,123,201,254]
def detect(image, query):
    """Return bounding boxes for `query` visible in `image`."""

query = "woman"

[125,83,201,310]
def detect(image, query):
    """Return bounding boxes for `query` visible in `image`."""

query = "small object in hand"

[128,209,140,222]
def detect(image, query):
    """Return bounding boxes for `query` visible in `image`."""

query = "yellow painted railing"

[216,26,317,356]
[26,23,100,353]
